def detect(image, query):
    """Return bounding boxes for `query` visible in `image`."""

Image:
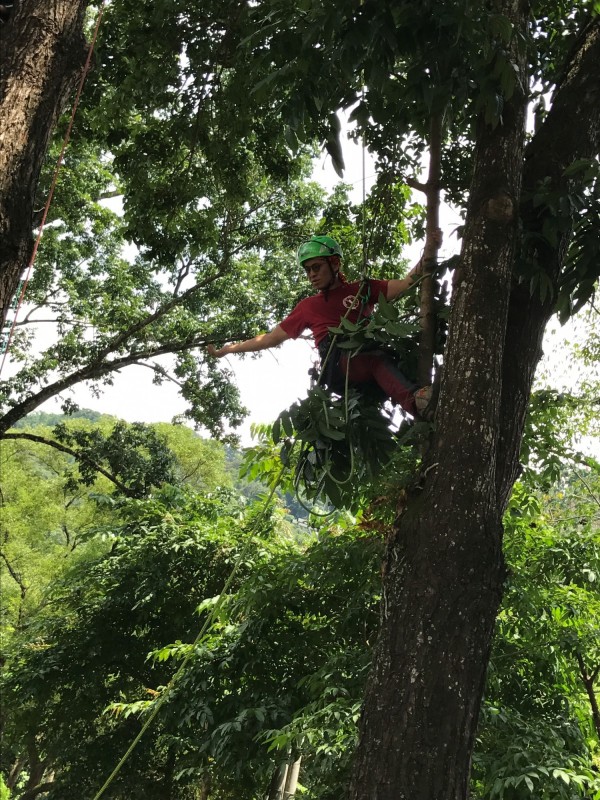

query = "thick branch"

[404,176,428,193]
[94,267,227,361]
[0,322,252,435]
[20,782,55,800]
[7,755,26,790]
[3,432,135,496]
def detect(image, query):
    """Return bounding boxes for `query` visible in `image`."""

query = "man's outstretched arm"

[207,324,290,358]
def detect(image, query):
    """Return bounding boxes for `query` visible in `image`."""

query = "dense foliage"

[2,444,599,799]
[1,0,599,798]
[0,415,231,637]
[1,406,599,799]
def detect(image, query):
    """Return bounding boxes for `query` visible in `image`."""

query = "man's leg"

[340,353,418,415]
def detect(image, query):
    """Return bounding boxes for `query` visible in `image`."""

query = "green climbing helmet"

[297,235,343,267]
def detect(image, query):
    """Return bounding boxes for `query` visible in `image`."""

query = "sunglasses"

[303,261,327,275]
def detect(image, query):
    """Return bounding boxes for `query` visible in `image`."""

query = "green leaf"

[281,413,294,438]
[562,158,596,178]
[272,417,281,444]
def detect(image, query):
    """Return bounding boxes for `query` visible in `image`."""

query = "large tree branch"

[0,252,256,434]
[404,176,428,193]
[0,330,220,434]
[19,782,55,800]
[94,267,228,360]
[3,432,136,496]
[6,754,26,791]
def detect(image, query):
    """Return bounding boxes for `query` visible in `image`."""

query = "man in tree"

[208,234,435,417]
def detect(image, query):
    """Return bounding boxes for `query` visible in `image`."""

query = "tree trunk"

[21,736,50,800]
[350,12,600,800]
[350,2,528,797]
[266,757,302,800]
[267,763,289,800]
[0,0,89,324]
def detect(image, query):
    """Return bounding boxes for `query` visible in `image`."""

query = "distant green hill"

[13,408,105,428]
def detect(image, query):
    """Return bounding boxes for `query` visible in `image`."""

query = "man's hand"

[386,228,444,301]
[207,343,229,358]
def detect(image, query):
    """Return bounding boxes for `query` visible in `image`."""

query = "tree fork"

[495,15,600,511]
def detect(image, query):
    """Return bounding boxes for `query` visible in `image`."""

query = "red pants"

[339,352,417,415]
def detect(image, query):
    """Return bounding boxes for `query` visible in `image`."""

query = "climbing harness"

[312,278,372,394]
[0,2,107,378]
[290,84,434,509]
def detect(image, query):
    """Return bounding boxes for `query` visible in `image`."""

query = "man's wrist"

[410,257,425,281]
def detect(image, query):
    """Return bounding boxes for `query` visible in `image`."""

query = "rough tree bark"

[0,0,89,325]
[350,8,600,800]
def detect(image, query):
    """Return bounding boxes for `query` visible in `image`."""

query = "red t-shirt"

[280,279,389,346]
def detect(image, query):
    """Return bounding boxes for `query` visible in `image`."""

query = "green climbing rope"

[91,463,289,800]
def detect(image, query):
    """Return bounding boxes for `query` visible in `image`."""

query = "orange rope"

[0,2,106,377]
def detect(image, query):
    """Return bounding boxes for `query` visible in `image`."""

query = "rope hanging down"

[94,65,432,795]
[0,1,107,378]
[361,82,368,277]
[92,121,376,796]
[91,467,288,800]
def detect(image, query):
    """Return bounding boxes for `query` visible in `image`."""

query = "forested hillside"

[1,409,599,800]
